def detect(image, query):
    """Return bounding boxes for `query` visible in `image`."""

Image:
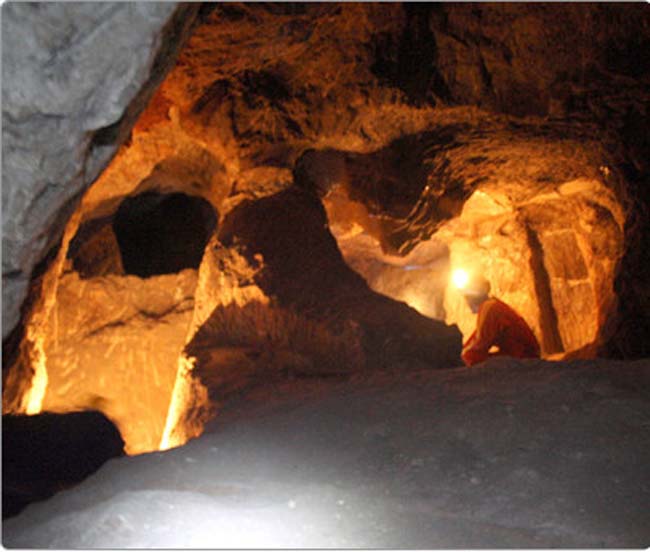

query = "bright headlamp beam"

[451,268,469,290]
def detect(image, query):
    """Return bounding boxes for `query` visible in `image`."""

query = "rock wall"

[299,120,625,356]
[426,3,650,356]
[2,2,199,340]
[4,3,649,355]
[3,3,649,448]
[430,4,650,117]
[217,187,462,370]
[41,269,197,454]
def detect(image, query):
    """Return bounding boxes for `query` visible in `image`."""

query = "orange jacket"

[461,298,541,366]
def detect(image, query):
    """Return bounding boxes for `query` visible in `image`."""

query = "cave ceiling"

[83,2,647,354]
[97,2,647,246]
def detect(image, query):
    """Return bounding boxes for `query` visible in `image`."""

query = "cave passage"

[7,186,221,456]
[311,144,625,358]
[113,192,217,278]
[2,6,644,530]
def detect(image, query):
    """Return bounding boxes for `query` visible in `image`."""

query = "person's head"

[461,275,491,313]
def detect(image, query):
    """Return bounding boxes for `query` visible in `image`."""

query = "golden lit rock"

[41,270,198,455]
[2,3,648,463]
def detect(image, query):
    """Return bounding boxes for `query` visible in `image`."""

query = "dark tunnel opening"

[113,192,217,278]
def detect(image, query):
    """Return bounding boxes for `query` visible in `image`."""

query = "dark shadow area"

[294,127,485,257]
[67,215,124,279]
[602,158,650,359]
[371,3,451,106]
[2,410,124,519]
[113,192,217,278]
[218,186,462,371]
[523,221,564,355]
[185,300,364,405]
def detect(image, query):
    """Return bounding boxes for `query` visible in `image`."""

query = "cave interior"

[2,2,650,547]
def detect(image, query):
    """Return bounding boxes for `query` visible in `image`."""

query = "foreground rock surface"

[4,358,649,548]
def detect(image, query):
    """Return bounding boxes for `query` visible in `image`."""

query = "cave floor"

[3,358,650,548]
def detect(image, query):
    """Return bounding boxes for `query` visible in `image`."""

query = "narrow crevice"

[523,220,564,355]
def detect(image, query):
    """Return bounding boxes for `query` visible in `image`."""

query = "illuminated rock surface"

[4,358,649,548]
[1,2,199,338]
[2,3,649,542]
[41,269,198,454]
[216,187,462,370]
[3,2,649,363]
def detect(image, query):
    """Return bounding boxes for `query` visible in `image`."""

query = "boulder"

[2,410,125,518]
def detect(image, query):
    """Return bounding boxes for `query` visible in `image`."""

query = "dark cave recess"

[68,192,217,279]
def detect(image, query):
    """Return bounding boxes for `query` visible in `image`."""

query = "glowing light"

[22,336,48,414]
[160,355,193,450]
[160,355,212,451]
[451,268,470,290]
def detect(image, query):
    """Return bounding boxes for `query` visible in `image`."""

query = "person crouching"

[460,275,541,366]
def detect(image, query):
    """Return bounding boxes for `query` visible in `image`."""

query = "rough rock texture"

[67,217,125,279]
[56,1,645,357]
[162,186,462,430]
[40,269,198,454]
[425,3,650,357]
[430,4,650,117]
[2,3,650,461]
[3,2,649,346]
[436,176,624,355]
[1,2,199,339]
[218,187,462,369]
[3,358,649,547]
[304,124,624,354]
[74,112,229,229]
[187,301,365,405]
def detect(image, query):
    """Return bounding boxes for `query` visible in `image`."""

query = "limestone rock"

[1,2,199,338]
[3,3,650,433]
[41,269,198,454]
[431,4,650,118]
[67,217,125,279]
[218,187,463,370]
